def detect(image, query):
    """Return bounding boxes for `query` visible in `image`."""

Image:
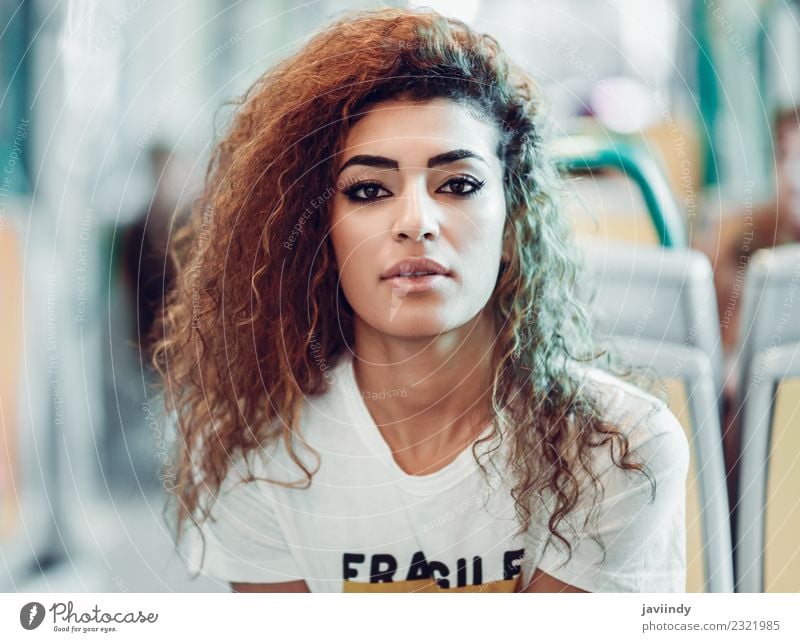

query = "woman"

[152,7,689,593]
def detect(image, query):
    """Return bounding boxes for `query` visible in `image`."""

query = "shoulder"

[529,365,690,592]
[573,364,676,434]
[570,364,690,481]
[223,361,354,486]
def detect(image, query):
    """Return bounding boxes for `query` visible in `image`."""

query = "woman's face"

[330,97,507,339]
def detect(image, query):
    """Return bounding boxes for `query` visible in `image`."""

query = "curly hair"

[151,6,660,576]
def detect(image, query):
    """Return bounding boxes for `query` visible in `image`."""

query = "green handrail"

[553,136,687,249]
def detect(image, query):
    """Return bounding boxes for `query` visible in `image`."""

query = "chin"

[364,308,454,339]
[384,317,451,338]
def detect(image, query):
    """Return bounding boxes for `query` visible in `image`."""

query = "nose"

[391,181,440,243]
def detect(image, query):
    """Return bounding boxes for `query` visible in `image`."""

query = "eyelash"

[342,176,486,202]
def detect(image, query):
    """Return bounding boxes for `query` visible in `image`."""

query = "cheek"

[330,204,360,264]
[451,208,506,297]
[330,214,379,291]
[452,204,506,261]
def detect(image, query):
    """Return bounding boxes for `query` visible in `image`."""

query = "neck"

[351,308,496,474]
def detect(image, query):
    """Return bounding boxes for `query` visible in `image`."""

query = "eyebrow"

[336,149,488,177]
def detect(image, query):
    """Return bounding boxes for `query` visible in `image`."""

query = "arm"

[519,568,589,593]
[231,580,310,593]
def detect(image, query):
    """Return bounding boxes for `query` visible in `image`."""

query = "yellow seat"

[762,377,800,592]
[661,377,706,593]
[566,173,661,246]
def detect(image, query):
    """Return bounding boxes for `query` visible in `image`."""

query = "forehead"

[339,98,500,164]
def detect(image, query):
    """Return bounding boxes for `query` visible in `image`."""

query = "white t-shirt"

[181,353,690,592]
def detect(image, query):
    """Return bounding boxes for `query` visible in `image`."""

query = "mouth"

[381,273,449,294]
[380,257,450,279]
[379,257,452,294]
[385,271,442,278]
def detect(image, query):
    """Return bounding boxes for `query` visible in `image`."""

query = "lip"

[383,273,449,293]
[380,257,451,280]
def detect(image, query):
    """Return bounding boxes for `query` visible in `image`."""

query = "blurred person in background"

[120,143,190,376]
[699,105,800,354]
[694,105,800,509]
[100,144,191,489]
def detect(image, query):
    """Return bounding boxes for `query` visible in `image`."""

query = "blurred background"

[1,0,799,593]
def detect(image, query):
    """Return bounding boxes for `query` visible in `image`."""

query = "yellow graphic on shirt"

[341,549,524,592]
[343,577,520,592]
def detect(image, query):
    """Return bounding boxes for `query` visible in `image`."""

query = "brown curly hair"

[151,6,659,576]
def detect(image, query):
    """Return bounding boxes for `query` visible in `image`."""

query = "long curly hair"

[151,7,659,574]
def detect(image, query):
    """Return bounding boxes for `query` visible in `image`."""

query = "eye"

[342,181,392,202]
[437,176,486,197]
